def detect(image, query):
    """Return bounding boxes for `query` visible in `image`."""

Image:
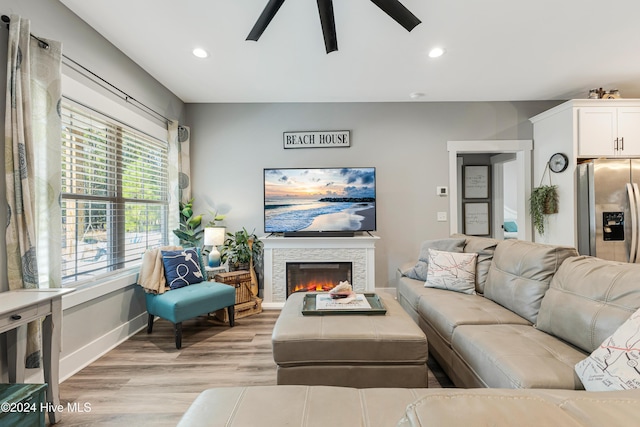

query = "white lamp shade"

[204,227,225,246]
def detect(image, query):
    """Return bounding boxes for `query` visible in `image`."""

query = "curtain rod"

[1,14,172,126]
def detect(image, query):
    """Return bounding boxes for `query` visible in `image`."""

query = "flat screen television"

[264,167,376,235]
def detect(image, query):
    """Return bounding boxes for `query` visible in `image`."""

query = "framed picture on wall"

[463,165,489,199]
[464,202,490,236]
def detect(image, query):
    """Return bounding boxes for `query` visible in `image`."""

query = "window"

[61,100,169,284]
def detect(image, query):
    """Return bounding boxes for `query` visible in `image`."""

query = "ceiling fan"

[246,0,422,54]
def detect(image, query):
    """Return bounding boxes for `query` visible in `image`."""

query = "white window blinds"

[61,100,169,284]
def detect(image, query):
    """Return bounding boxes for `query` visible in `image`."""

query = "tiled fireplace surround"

[262,235,379,308]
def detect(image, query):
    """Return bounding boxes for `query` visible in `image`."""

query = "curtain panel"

[168,122,191,245]
[4,14,62,367]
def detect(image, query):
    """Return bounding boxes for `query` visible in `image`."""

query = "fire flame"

[291,279,337,294]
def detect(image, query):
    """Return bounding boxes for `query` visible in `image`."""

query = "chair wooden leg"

[227,305,235,327]
[175,322,182,349]
[147,314,154,334]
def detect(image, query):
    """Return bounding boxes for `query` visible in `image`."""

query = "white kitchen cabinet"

[529,99,640,248]
[578,106,640,157]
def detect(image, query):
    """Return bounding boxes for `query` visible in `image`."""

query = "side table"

[1,288,74,424]
[204,266,226,281]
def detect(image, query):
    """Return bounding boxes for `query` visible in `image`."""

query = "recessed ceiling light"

[410,92,425,99]
[192,48,208,58]
[428,47,445,58]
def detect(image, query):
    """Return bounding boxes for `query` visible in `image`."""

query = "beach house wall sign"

[283,131,350,149]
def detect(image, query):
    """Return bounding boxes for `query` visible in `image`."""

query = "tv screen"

[264,167,376,233]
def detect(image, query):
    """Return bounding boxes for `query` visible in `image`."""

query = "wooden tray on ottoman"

[214,296,263,323]
[213,271,252,304]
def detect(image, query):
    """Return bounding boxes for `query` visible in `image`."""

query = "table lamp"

[204,227,225,267]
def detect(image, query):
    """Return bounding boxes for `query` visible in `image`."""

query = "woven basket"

[214,271,252,304]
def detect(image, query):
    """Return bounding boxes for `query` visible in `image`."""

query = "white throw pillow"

[575,307,640,391]
[425,249,477,295]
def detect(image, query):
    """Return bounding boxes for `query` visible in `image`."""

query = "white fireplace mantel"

[261,234,379,308]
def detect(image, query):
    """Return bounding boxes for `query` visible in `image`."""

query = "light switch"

[436,186,448,196]
[437,212,447,222]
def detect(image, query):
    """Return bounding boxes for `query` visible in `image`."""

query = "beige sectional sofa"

[397,235,640,389]
[178,236,640,426]
[178,385,640,426]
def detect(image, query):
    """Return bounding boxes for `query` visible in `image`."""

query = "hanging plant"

[530,185,558,235]
[530,163,559,235]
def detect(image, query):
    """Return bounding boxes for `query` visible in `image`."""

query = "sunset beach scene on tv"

[264,167,376,233]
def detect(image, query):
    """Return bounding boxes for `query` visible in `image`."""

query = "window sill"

[62,269,140,310]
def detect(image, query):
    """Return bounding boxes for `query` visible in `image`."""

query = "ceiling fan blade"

[247,0,287,41]
[369,0,421,32]
[317,0,338,53]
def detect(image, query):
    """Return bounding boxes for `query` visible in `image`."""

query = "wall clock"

[549,152,568,173]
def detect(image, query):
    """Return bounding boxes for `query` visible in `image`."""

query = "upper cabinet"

[529,99,640,248]
[578,106,640,157]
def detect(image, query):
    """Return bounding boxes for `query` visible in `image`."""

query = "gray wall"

[1,0,185,379]
[185,101,559,288]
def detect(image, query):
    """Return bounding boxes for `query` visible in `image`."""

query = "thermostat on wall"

[436,186,448,196]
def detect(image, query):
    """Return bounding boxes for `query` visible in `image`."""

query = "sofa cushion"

[460,235,499,294]
[402,238,466,281]
[575,307,640,391]
[396,274,425,321]
[536,256,640,354]
[178,385,428,427]
[451,324,586,389]
[400,388,640,427]
[484,240,578,324]
[425,249,477,294]
[417,288,530,346]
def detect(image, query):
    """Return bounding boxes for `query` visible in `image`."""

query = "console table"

[1,288,74,424]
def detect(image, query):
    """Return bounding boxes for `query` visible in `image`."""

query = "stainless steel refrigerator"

[577,158,640,262]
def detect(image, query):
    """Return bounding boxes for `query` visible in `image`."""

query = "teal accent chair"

[145,281,236,349]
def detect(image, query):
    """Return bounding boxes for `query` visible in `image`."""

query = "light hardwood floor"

[55,310,451,426]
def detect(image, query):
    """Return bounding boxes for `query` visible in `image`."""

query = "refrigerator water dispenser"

[603,212,624,241]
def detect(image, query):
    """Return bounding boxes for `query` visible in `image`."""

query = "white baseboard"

[58,312,148,382]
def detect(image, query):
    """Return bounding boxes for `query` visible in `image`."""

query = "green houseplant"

[529,185,558,235]
[220,228,263,271]
[172,198,204,246]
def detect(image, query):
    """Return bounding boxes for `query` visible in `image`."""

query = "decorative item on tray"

[329,281,356,303]
[302,292,386,315]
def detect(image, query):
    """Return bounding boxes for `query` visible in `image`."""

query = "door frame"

[447,140,533,241]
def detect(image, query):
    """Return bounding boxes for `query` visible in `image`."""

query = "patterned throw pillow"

[425,249,477,294]
[161,248,205,290]
[403,238,466,281]
[575,307,640,391]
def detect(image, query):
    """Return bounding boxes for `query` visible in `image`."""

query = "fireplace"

[286,262,353,297]
[262,235,378,307]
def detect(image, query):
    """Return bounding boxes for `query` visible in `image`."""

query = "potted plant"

[220,228,263,271]
[173,198,204,246]
[529,185,559,235]
[205,209,226,228]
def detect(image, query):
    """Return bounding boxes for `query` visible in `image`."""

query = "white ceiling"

[60,0,640,103]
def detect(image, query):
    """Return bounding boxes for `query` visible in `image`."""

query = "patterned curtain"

[4,15,62,368]
[168,121,191,245]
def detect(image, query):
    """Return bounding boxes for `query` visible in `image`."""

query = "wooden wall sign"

[283,130,350,149]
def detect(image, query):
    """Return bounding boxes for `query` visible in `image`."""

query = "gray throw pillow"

[403,238,466,281]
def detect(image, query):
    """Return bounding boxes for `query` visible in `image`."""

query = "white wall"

[530,105,576,245]
[186,101,559,288]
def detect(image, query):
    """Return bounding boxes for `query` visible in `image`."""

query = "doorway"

[447,140,532,241]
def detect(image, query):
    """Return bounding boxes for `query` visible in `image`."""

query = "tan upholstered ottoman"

[272,292,429,388]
